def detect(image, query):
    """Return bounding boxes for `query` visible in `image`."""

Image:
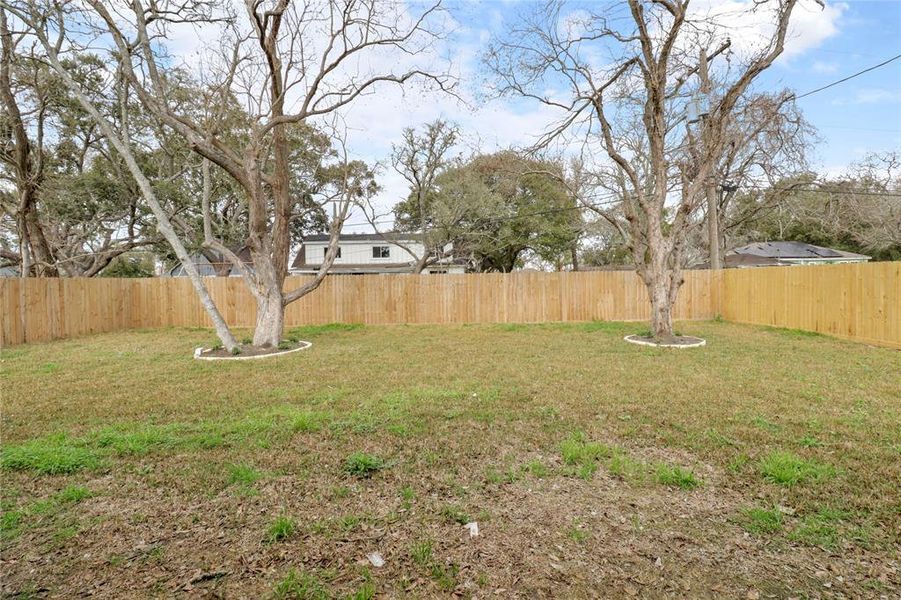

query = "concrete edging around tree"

[193,340,313,361]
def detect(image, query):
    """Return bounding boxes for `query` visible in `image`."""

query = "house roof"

[302,232,422,243]
[732,241,870,261]
[168,246,252,277]
[693,253,782,269]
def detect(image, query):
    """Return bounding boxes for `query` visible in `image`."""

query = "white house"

[290,233,465,275]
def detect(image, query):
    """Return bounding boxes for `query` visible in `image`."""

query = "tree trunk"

[252,290,284,347]
[646,270,674,340]
[38,42,239,351]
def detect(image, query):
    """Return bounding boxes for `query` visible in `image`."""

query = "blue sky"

[334,0,901,226]
[164,1,900,226]
[753,1,901,172]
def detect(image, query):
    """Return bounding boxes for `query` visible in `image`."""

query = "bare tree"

[371,119,460,273]
[489,0,805,340]
[8,0,452,348]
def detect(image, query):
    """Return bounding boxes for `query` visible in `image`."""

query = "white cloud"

[812,60,839,74]
[832,87,901,106]
[686,0,846,63]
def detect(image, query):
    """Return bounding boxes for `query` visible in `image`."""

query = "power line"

[793,53,901,100]
[338,182,899,232]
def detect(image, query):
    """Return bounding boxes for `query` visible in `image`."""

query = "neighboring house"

[290,233,466,275]
[167,247,253,277]
[693,241,871,269]
[0,265,19,277]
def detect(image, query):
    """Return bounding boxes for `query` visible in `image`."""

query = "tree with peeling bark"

[489,0,807,341]
[6,0,452,350]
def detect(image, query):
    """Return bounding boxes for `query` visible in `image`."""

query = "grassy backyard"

[1,321,899,598]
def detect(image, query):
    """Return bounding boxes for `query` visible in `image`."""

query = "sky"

[165,0,901,231]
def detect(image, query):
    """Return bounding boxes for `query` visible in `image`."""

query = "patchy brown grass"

[1,321,899,598]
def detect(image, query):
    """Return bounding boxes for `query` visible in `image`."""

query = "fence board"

[1,263,898,349]
[720,262,900,349]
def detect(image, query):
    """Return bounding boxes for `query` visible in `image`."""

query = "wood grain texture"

[2,264,897,349]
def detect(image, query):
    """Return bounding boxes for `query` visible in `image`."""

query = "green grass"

[560,432,613,479]
[0,435,102,475]
[272,569,329,600]
[2,321,899,596]
[266,515,297,543]
[342,452,385,478]
[410,539,433,567]
[440,504,471,525]
[739,506,783,534]
[758,451,834,486]
[655,464,702,489]
[227,463,265,488]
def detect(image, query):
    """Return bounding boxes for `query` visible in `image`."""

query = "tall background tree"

[489,0,806,340]
[8,0,452,349]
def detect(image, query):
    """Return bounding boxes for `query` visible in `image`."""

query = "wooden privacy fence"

[2,271,715,346]
[1,262,898,349]
[721,261,900,349]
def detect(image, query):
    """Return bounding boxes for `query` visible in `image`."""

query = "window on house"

[324,246,341,258]
[372,246,390,258]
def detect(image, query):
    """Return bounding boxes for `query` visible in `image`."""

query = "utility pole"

[698,49,722,270]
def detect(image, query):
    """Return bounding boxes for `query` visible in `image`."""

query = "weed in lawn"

[758,451,834,486]
[607,453,647,484]
[272,569,329,600]
[342,452,385,478]
[38,362,60,374]
[290,410,330,433]
[431,562,459,591]
[330,486,351,500]
[704,428,738,448]
[93,425,180,456]
[1,509,24,539]
[0,435,101,475]
[266,515,296,543]
[787,507,852,549]
[567,520,588,543]
[399,486,415,509]
[440,504,470,525]
[410,539,433,567]
[798,434,822,448]
[52,524,80,544]
[54,486,92,504]
[408,537,457,590]
[751,415,780,433]
[227,463,264,493]
[338,515,363,532]
[655,464,702,489]
[790,514,840,548]
[523,459,548,478]
[727,453,750,474]
[739,506,783,534]
[560,432,612,479]
[348,581,376,600]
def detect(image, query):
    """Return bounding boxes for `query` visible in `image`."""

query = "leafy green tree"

[394,151,580,272]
